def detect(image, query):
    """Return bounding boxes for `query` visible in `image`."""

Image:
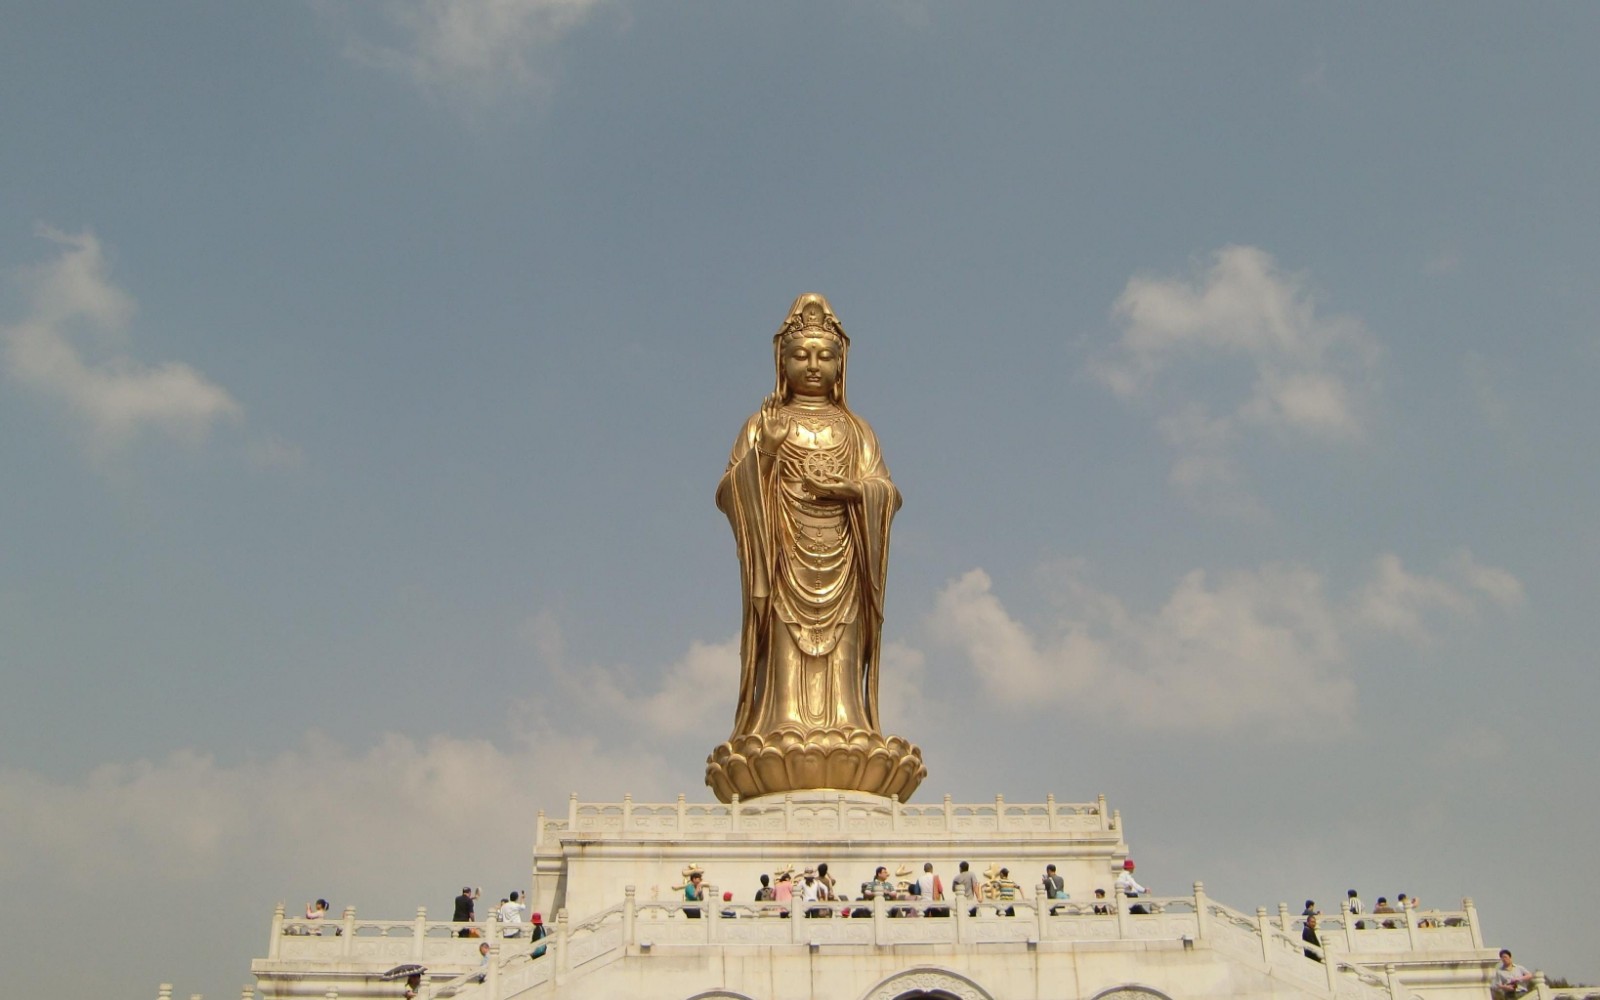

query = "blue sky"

[2,3,1597,997]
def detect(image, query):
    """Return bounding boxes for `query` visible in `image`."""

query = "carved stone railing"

[536,792,1114,846]
[265,902,543,966]
[1534,973,1600,1000]
[1270,900,1484,956]
[260,882,1516,1000]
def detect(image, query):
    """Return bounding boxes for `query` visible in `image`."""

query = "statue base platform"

[703,727,926,802]
[248,791,1510,1000]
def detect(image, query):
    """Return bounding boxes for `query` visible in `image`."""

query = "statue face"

[782,336,841,399]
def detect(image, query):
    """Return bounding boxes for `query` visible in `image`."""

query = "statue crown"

[775,292,849,347]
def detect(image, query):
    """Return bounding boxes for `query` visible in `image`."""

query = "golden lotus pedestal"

[704,727,927,803]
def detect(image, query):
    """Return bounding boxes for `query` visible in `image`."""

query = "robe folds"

[716,403,900,739]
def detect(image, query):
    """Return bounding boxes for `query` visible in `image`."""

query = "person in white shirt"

[499,891,527,936]
[1115,859,1149,913]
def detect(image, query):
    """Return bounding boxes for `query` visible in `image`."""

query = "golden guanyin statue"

[705,293,926,802]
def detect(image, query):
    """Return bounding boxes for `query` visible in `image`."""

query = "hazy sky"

[2,3,1597,997]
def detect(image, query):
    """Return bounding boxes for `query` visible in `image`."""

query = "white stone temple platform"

[244,792,1565,1000]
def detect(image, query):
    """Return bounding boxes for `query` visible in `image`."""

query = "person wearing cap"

[992,867,1020,916]
[801,867,834,916]
[1116,859,1149,913]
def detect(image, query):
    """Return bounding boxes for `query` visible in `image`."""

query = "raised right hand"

[757,394,791,454]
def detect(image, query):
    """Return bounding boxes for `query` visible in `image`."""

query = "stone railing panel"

[548,796,1109,839]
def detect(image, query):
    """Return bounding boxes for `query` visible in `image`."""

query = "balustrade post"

[1323,943,1339,991]
[872,890,888,942]
[891,793,901,832]
[622,792,632,830]
[567,792,578,831]
[1342,899,1356,952]
[484,908,498,945]
[943,793,953,830]
[677,793,686,829]
[730,794,740,832]
[268,904,285,959]
[534,808,546,849]
[241,985,255,1000]
[1403,905,1420,950]
[413,906,427,961]
[486,939,501,1000]
[341,906,356,956]
[1046,793,1057,831]
[1277,902,1292,934]
[1115,886,1130,939]
[1387,963,1403,1000]
[1193,882,1208,941]
[995,794,1005,830]
[555,909,571,982]
[1256,907,1274,964]
[1534,971,1550,1000]
[624,885,637,950]
[1111,808,1121,831]
[837,793,847,832]
[954,881,971,944]
[707,884,720,942]
[1034,884,1049,941]
[1463,897,1483,948]
[1097,793,1108,831]
[789,890,804,944]
[158,985,173,1000]
[784,793,794,830]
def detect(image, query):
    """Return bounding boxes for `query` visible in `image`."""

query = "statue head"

[772,292,849,405]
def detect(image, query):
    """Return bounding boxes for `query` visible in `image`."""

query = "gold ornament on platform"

[706,293,926,803]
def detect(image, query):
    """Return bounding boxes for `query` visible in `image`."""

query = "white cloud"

[336,0,606,99]
[929,551,1523,736]
[1093,246,1380,509]
[0,727,670,887]
[929,564,1351,735]
[521,611,740,741]
[1352,550,1524,644]
[1,227,241,453]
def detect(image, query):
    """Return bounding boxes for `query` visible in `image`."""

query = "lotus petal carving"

[705,728,926,802]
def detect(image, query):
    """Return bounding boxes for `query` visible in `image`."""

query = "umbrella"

[381,964,427,981]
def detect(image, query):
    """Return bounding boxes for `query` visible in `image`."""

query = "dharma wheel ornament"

[705,293,926,802]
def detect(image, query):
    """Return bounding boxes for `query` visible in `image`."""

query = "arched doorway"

[861,967,994,1000]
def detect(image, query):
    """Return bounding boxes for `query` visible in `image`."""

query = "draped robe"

[716,402,900,738]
